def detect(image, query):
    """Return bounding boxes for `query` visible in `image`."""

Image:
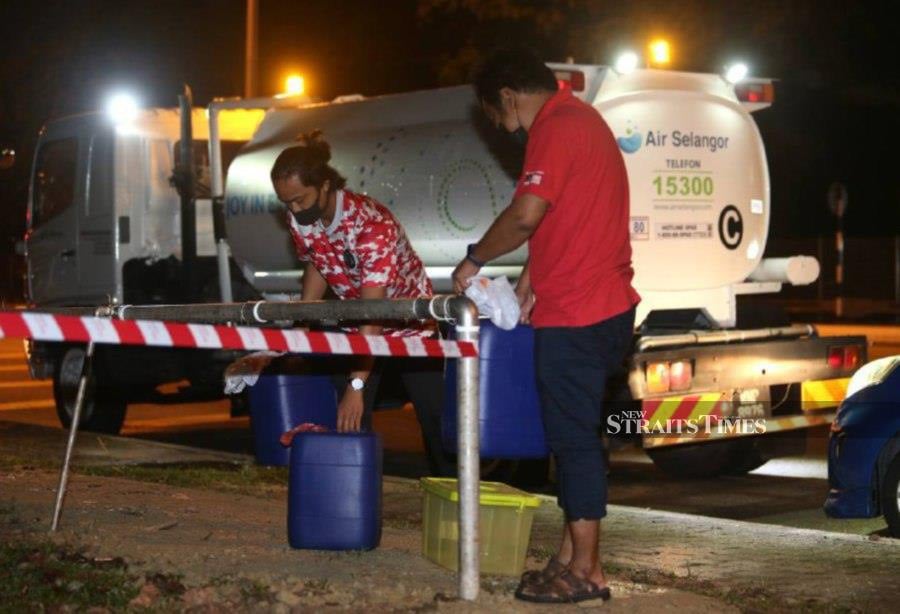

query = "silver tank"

[224,86,526,292]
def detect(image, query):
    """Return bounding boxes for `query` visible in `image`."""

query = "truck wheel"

[881,453,900,538]
[52,347,127,434]
[647,438,760,478]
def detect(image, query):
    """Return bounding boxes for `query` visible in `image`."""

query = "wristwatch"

[348,376,366,391]
[466,243,486,268]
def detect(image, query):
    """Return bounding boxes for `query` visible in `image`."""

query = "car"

[825,355,900,537]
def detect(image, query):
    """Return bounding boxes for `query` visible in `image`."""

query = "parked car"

[825,355,900,537]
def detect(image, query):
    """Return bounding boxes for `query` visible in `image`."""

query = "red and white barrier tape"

[0,311,478,358]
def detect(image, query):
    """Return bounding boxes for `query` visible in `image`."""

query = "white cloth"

[223,351,284,394]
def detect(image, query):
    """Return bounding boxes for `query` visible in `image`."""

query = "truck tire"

[647,438,763,478]
[52,347,127,434]
[881,453,900,538]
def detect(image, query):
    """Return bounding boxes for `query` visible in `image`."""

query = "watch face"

[350,377,365,390]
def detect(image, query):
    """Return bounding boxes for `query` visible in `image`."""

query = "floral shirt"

[287,189,433,337]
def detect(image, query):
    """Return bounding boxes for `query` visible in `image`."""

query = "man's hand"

[452,258,481,294]
[514,260,534,324]
[516,285,536,324]
[337,389,365,432]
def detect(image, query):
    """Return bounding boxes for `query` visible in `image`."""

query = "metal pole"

[114,297,455,325]
[50,341,95,532]
[245,0,259,98]
[178,86,196,302]
[32,296,461,324]
[452,298,480,600]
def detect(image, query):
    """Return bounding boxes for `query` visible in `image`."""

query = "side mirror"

[0,148,15,171]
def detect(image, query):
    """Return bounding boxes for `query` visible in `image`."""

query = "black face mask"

[510,127,528,147]
[291,187,326,226]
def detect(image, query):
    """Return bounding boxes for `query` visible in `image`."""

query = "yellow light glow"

[649,39,671,66]
[285,74,305,95]
[646,361,671,395]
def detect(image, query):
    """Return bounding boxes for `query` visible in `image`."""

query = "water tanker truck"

[22,63,865,476]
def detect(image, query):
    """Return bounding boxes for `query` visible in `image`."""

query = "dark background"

[1,0,898,303]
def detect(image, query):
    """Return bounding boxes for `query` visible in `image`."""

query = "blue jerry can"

[443,321,549,458]
[288,431,383,550]
[249,374,338,466]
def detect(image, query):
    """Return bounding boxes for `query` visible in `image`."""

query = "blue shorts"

[534,308,635,520]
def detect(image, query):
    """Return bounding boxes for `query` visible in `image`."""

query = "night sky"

[1,0,898,300]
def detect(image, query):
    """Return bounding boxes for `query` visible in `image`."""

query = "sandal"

[515,557,566,593]
[515,569,611,604]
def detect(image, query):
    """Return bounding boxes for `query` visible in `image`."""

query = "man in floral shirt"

[271,131,452,476]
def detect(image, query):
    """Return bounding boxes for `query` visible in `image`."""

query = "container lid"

[420,478,541,509]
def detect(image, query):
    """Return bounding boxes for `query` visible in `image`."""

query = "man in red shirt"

[452,49,639,603]
[272,131,453,477]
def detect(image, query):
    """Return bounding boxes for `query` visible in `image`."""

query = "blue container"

[249,374,337,466]
[288,431,383,550]
[443,321,549,458]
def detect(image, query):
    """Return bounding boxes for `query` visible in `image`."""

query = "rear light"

[735,82,774,104]
[843,345,861,370]
[827,345,863,370]
[827,347,844,369]
[553,69,585,92]
[669,360,693,391]
[646,360,692,394]
[646,361,670,394]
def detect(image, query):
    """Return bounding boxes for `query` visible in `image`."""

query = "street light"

[285,74,305,96]
[649,39,671,67]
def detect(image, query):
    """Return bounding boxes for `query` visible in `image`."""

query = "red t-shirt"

[287,189,434,337]
[515,87,640,328]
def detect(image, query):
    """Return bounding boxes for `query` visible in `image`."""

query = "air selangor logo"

[616,121,731,154]
[617,121,642,154]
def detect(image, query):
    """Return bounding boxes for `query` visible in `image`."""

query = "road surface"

[2,323,898,537]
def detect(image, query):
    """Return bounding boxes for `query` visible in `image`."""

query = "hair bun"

[296,130,331,163]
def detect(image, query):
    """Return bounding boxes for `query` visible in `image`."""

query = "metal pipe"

[114,296,459,325]
[244,0,258,99]
[452,297,480,601]
[31,296,460,323]
[178,85,196,301]
[216,241,234,303]
[636,324,815,353]
[50,341,95,531]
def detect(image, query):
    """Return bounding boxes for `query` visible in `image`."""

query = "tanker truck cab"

[24,105,264,433]
[26,116,116,306]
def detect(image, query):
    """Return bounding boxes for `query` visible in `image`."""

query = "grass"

[81,462,289,498]
[0,540,138,611]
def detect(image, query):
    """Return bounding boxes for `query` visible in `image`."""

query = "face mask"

[509,94,528,146]
[291,187,326,226]
[510,127,528,146]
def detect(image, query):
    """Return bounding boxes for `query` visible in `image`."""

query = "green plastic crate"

[420,478,541,576]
